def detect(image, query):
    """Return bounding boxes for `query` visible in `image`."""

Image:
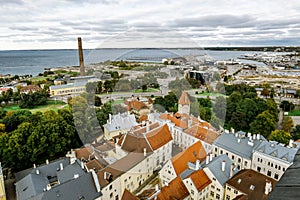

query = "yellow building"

[0,162,6,200]
[49,81,86,96]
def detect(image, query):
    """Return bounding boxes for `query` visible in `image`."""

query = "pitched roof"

[213,131,266,159]
[188,169,212,192]
[255,141,297,163]
[86,159,106,171]
[157,177,189,200]
[172,141,207,175]
[267,148,300,200]
[96,152,148,188]
[227,169,277,200]
[75,146,93,161]
[20,85,41,92]
[126,100,147,111]
[145,124,172,151]
[121,189,140,200]
[184,124,219,144]
[103,112,138,132]
[159,113,188,129]
[178,91,190,105]
[119,122,171,153]
[202,154,233,186]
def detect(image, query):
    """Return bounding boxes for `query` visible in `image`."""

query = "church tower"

[178,91,190,114]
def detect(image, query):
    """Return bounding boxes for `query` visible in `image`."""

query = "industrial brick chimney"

[78,37,85,76]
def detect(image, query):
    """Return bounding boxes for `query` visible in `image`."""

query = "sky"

[1,0,300,50]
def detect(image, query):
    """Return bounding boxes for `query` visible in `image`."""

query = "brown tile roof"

[119,133,152,153]
[172,141,207,175]
[188,169,211,192]
[20,85,41,93]
[86,159,105,171]
[184,124,219,144]
[97,152,147,188]
[226,169,278,200]
[178,91,190,105]
[75,146,93,160]
[126,100,147,111]
[121,189,140,200]
[139,115,148,122]
[157,177,189,200]
[145,124,172,151]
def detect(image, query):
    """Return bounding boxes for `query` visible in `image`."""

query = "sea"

[0,49,266,76]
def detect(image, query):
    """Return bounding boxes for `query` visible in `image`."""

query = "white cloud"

[0,0,300,49]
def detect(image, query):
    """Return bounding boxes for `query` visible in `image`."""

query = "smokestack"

[222,160,226,172]
[78,37,85,76]
[144,148,147,157]
[60,163,64,171]
[46,159,49,165]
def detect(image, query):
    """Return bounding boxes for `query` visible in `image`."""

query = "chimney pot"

[60,163,63,171]
[222,160,226,172]
[46,159,49,165]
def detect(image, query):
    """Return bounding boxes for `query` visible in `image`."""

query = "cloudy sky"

[1,0,300,50]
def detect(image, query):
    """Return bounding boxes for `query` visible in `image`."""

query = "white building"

[251,141,297,180]
[212,131,266,171]
[103,112,138,140]
[159,141,207,185]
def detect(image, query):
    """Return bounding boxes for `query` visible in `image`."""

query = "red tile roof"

[121,189,140,200]
[226,169,278,200]
[189,169,211,192]
[20,85,41,93]
[157,177,189,200]
[184,124,219,144]
[178,91,190,105]
[86,159,105,171]
[146,124,172,151]
[172,141,207,175]
[75,146,93,160]
[126,100,147,111]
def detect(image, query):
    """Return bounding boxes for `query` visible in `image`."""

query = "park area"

[3,100,67,113]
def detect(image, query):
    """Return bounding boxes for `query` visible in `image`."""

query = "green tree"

[281,116,294,132]
[291,125,300,140]
[229,112,248,131]
[142,84,148,92]
[280,100,295,112]
[268,130,292,145]
[249,111,276,138]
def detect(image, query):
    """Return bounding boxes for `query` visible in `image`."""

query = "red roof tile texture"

[157,177,189,200]
[172,141,207,175]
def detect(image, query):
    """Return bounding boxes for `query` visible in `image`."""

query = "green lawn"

[111,99,124,105]
[195,92,226,97]
[3,100,67,113]
[133,88,158,93]
[289,110,300,116]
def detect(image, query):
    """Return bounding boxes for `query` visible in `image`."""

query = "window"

[211,185,215,189]
[257,166,261,172]
[267,170,272,176]
[191,190,194,195]
[274,173,279,180]
[210,191,214,197]
[109,185,112,190]
[110,193,113,198]
[234,190,238,194]
[217,188,221,192]
[115,195,119,200]
[245,161,248,166]
[216,194,220,199]
[238,158,241,163]
[220,150,223,154]
[227,186,231,191]
[283,167,286,171]
[226,195,230,200]
[232,155,235,160]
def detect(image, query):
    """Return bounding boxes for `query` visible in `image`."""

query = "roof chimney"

[36,169,40,175]
[155,184,159,192]
[237,138,241,143]
[195,160,200,170]
[222,160,226,172]
[109,114,112,124]
[289,139,294,147]
[253,134,256,140]
[257,134,260,140]
[265,179,272,195]
[209,153,213,162]
[46,184,51,191]
[206,154,210,165]
[78,37,85,76]
[33,163,36,168]
[81,161,85,169]
[46,159,49,165]
[144,148,147,157]
[60,163,64,171]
